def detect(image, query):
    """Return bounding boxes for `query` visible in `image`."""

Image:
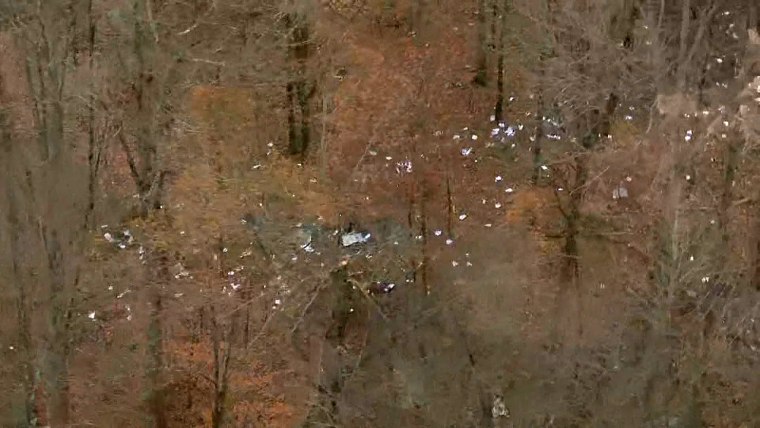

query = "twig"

[290,283,327,334]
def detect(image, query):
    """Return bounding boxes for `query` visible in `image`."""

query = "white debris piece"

[495,175,503,182]
[104,232,114,243]
[492,395,510,419]
[445,239,454,245]
[685,130,693,142]
[506,126,516,137]
[459,214,468,221]
[434,229,443,236]
[452,260,459,267]
[461,147,473,156]
[471,134,478,141]
[612,185,629,200]
[505,187,514,193]
[540,165,549,171]
[88,311,96,320]
[485,223,492,228]
[495,202,502,209]
[341,232,371,247]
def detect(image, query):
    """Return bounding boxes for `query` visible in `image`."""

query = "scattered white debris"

[453,134,461,140]
[103,232,114,243]
[341,232,371,247]
[685,130,693,142]
[485,223,492,228]
[506,126,516,137]
[461,147,473,156]
[452,260,459,267]
[701,276,710,283]
[88,311,96,320]
[495,175,503,182]
[624,115,634,121]
[459,214,468,221]
[385,156,393,161]
[395,160,413,174]
[274,299,281,306]
[505,187,514,193]
[540,165,549,171]
[434,229,442,236]
[686,174,691,181]
[689,255,695,261]
[546,134,562,140]
[471,134,478,141]
[626,176,632,182]
[445,239,454,245]
[495,202,502,209]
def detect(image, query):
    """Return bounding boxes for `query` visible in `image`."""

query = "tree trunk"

[40,228,72,427]
[473,0,489,86]
[285,12,314,160]
[84,0,100,230]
